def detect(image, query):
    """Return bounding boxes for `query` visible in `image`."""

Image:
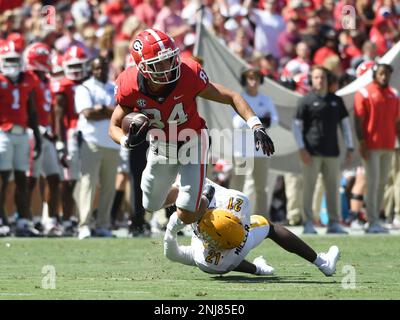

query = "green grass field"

[1,235,399,300]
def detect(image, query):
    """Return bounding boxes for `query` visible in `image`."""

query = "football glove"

[124,122,148,149]
[254,126,275,156]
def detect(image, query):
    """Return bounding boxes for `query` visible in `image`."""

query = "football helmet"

[198,208,245,250]
[130,28,181,84]
[0,41,22,81]
[24,42,52,73]
[62,45,89,81]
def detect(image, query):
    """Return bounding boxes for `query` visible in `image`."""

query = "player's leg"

[40,138,62,235]
[14,133,39,236]
[0,131,13,231]
[141,141,180,213]
[175,129,210,224]
[267,222,340,276]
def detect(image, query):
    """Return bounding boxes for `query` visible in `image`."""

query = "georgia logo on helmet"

[0,41,22,81]
[24,42,52,73]
[62,45,89,81]
[130,28,181,84]
[197,208,245,250]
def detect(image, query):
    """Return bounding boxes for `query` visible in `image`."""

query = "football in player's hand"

[121,112,150,136]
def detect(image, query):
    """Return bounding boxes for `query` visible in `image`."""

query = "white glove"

[166,212,186,234]
[253,256,274,275]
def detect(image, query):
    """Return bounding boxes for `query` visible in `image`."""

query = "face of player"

[144,53,181,85]
[375,66,391,88]
[311,69,328,94]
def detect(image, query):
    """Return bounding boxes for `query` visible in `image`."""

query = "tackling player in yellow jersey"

[164,179,340,276]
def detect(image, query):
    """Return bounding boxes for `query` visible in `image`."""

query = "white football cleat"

[253,255,275,275]
[318,246,340,276]
[78,225,91,240]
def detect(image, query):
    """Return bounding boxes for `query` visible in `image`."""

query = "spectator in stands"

[278,17,301,61]
[354,63,400,233]
[248,0,286,59]
[292,66,353,234]
[75,57,119,239]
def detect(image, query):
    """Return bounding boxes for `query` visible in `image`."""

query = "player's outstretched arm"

[198,82,256,122]
[164,213,196,266]
[198,82,275,155]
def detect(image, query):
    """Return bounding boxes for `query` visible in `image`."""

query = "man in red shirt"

[0,41,41,236]
[51,46,89,235]
[109,28,274,229]
[354,63,400,233]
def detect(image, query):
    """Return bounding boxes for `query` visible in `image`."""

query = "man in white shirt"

[231,67,279,215]
[74,57,120,239]
[164,179,340,276]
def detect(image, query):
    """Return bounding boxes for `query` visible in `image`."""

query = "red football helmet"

[0,41,22,80]
[130,28,181,84]
[62,45,88,81]
[7,33,25,53]
[24,42,52,73]
[356,60,375,77]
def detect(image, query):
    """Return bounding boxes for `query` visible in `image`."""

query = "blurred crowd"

[0,0,399,237]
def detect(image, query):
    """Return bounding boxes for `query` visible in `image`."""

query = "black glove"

[33,140,42,160]
[260,113,271,128]
[254,126,275,156]
[55,141,69,168]
[125,122,148,149]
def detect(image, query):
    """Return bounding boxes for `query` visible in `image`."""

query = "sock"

[313,254,325,267]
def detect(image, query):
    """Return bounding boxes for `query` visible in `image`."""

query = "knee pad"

[250,215,269,229]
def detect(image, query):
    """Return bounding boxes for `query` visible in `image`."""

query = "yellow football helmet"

[198,208,245,250]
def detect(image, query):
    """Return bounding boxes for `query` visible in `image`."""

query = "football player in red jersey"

[0,41,42,237]
[24,42,63,236]
[109,29,275,228]
[51,46,89,234]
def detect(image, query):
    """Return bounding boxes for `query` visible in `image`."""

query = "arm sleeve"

[340,117,354,149]
[163,230,196,266]
[191,60,209,95]
[337,96,349,120]
[354,91,366,118]
[74,84,93,114]
[292,119,305,149]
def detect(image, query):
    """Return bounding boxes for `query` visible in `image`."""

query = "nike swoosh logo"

[174,95,184,100]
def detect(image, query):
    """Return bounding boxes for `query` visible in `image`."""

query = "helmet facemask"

[1,54,21,81]
[64,60,88,81]
[138,47,181,84]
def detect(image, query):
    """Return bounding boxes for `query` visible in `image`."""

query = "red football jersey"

[0,72,36,130]
[27,71,53,127]
[115,57,208,142]
[50,77,79,129]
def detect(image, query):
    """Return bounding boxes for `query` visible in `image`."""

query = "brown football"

[121,112,150,135]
